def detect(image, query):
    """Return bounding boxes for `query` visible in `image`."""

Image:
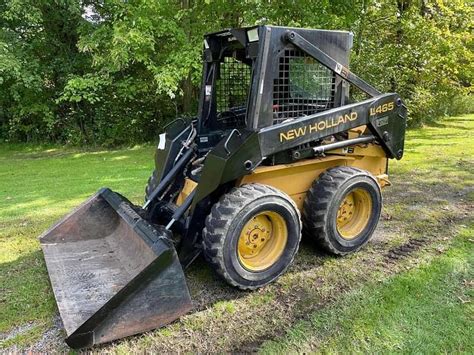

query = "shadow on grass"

[0,143,153,160]
[407,132,471,141]
[185,238,333,311]
[0,177,149,224]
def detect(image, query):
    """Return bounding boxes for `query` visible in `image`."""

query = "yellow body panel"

[238,143,388,211]
[176,178,198,206]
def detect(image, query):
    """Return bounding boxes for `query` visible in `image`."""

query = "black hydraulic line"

[143,148,194,209]
[285,31,381,97]
[313,135,376,155]
[165,189,196,230]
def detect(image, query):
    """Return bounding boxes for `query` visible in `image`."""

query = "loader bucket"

[39,188,192,349]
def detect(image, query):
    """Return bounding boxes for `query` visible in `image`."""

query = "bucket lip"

[62,245,191,349]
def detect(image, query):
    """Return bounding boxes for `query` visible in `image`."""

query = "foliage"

[0,0,472,144]
[0,0,88,142]
[351,0,474,126]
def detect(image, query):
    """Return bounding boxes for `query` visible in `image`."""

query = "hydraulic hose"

[143,147,194,210]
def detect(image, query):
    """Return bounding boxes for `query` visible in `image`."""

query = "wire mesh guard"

[216,57,252,116]
[273,49,336,124]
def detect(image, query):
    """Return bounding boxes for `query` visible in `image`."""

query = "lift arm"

[259,92,406,159]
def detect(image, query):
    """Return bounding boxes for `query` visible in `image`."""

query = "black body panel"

[260,93,405,159]
[154,118,191,183]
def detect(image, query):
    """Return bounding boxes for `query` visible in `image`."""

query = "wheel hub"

[237,211,288,271]
[337,193,355,226]
[336,188,372,240]
[239,216,272,256]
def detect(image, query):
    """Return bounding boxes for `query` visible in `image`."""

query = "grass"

[0,114,473,351]
[260,226,473,354]
[0,144,155,348]
[391,116,474,190]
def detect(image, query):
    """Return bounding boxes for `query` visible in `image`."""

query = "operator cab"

[197,28,256,139]
[196,26,354,159]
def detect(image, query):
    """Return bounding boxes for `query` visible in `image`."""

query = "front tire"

[303,167,382,255]
[202,184,302,290]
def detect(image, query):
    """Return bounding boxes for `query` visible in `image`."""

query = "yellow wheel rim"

[336,188,372,240]
[237,211,288,271]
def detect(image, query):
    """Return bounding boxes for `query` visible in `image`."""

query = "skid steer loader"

[40,25,406,348]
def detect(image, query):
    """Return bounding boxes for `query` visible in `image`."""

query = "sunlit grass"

[391,116,474,189]
[0,143,155,342]
[260,226,473,354]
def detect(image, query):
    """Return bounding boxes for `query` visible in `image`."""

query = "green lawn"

[0,114,473,352]
[0,144,156,348]
[260,226,473,354]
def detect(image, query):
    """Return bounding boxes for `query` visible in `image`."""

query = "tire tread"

[203,184,301,290]
[303,166,379,255]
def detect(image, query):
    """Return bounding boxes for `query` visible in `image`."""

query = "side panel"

[238,150,387,210]
[192,130,262,205]
[258,93,406,159]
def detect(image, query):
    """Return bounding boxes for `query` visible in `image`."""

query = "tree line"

[0,0,472,145]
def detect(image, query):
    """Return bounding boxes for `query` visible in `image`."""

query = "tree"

[0,0,472,144]
[0,0,88,141]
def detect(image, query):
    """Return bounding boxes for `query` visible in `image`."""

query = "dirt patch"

[0,322,37,343]
[27,316,66,353]
[384,238,427,264]
[2,316,67,353]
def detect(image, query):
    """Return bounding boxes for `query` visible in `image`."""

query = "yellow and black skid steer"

[39,26,406,348]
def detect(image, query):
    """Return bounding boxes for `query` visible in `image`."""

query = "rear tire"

[303,167,382,255]
[202,184,302,290]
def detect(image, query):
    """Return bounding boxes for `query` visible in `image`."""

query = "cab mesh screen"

[216,57,252,114]
[273,49,336,124]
